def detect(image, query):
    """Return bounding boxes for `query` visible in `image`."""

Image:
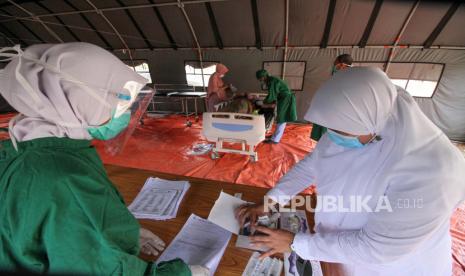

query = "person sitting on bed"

[207,63,230,112]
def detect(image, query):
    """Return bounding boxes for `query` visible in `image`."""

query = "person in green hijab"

[0,43,207,276]
[256,69,297,144]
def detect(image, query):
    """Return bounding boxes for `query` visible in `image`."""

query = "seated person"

[216,92,275,130]
[217,92,254,114]
[0,43,207,276]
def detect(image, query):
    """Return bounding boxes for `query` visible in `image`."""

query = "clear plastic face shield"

[0,45,153,154]
[97,85,154,156]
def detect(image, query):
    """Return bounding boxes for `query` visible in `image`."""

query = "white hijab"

[269,67,465,271]
[0,43,147,143]
[304,67,465,264]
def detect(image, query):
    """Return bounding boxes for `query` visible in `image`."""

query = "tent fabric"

[328,0,376,46]
[367,1,415,45]
[400,2,453,46]
[288,0,328,46]
[436,5,465,46]
[1,0,465,48]
[210,0,256,47]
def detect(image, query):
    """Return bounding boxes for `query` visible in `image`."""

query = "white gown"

[267,67,465,276]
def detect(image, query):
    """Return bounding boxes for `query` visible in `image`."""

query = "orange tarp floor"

[96,114,316,189]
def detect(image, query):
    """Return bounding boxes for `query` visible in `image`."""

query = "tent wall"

[115,47,465,141]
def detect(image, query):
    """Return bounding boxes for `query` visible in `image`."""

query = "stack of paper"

[128,177,190,220]
[242,252,283,276]
[157,214,232,276]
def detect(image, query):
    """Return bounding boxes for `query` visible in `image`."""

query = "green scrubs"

[264,76,297,124]
[310,123,327,141]
[0,137,190,276]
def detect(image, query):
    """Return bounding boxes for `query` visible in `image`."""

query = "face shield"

[98,85,154,156]
[0,45,151,153]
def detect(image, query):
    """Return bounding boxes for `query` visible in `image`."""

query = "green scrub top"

[264,76,297,124]
[0,137,190,276]
[310,123,327,141]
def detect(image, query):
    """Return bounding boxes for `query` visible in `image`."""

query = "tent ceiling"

[0,0,463,50]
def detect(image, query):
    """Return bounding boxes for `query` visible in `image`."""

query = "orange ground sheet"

[96,114,316,189]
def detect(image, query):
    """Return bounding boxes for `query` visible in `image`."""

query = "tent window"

[127,62,152,83]
[184,61,218,87]
[353,62,444,98]
[263,61,306,91]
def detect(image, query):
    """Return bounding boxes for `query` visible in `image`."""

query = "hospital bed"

[202,112,266,162]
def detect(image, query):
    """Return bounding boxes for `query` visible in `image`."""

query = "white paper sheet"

[128,177,190,220]
[242,252,283,276]
[157,214,232,276]
[207,191,247,234]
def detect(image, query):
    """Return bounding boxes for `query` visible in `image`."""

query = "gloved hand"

[139,228,165,256]
[189,265,210,276]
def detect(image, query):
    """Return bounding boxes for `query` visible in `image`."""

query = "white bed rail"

[202,112,266,162]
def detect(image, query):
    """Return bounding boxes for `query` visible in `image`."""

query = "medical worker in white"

[236,67,465,275]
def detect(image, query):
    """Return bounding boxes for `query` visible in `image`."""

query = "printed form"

[157,214,232,275]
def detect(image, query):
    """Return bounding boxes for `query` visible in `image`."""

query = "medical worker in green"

[310,54,353,142]
[0,43,207,276]
[256,69,297,144]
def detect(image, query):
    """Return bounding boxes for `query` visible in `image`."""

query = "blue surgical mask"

[327,129,364,148]
[88,111,131,140]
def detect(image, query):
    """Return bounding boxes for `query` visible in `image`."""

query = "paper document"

[128,177,190,220]
[243,252,283,276]
[157,214,232,276]
[208,191,248,234]
[281,210,323,276]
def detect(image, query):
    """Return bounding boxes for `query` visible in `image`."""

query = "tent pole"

[282,0,289,80]
[0,31,15,45]
[84,0,133,61]
[178,0,206,91]
[112,45,465,52]
[384,0,420,73]
[0,0,234,23]
[7,0,63,43]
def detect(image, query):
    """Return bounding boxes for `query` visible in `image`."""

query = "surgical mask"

[327,129,365,148]
[260,81,268,90]
[88,110,131,140]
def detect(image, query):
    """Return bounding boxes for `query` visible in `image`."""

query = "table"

[105,164,343,276]
[149,91,207,126]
